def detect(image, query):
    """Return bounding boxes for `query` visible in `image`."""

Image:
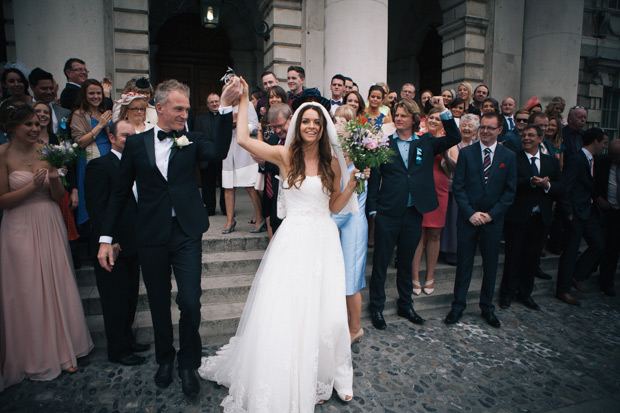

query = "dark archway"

[387,0,443,96]
[152,12,233,114]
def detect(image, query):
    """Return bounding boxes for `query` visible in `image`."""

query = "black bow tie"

[157,130,176,141]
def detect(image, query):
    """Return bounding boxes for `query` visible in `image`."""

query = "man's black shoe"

[154,362,174,388]
[601,287,616,297]
[516,295,541,310]
[131,341,150,353]
[370,312,387,330]
[444,309,463,325]
[499,295,511,309]
[397,308,425,325]
[179,369,200,397]
[112,353,146,366]
[534,266,552,280]
[481,312,501,328]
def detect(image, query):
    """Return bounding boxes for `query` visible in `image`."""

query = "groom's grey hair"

[154,79,190,106]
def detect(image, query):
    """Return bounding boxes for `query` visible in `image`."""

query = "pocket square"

[499,163,505,168]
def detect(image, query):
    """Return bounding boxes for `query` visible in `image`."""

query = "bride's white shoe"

[337,391,353,402]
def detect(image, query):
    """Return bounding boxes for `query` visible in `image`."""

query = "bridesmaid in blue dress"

[333,105,368,344]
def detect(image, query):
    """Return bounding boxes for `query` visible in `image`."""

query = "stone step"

[85,254,562,348]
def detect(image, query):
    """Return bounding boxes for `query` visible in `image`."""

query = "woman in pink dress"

[412,108,455,295]
[0,105,93,391]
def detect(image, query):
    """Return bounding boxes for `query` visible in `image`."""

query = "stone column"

[520,0,584,109]
[12,0,110,88]
[323,0,388,97]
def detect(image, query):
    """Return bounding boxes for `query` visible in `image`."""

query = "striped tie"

[483,148,492,182]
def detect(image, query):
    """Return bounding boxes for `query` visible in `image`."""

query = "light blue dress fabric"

[331,163,368,295]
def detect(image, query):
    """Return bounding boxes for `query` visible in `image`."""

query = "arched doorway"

[387,0,443,95]
[149,0,264,115]
[152,13,233,115]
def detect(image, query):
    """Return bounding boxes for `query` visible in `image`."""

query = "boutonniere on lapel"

[499,163,505,168]
[415,147,423,165]
[60,117,68,130]
[172,134,192,149]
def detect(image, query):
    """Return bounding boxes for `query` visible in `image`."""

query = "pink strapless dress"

[0,171,93,391]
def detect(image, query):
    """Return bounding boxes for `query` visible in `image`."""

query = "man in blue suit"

[367,97,461,330]
[446,112,517,328]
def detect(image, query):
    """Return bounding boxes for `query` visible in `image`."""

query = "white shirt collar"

[582,147,593,161]
[525,150,540,160]
[111,149,122,159]
[480,141,498,153]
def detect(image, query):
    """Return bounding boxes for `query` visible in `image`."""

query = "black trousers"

[94,254,140,361]
[557,208,605,294]
[452,217,504,314]
[599,208,620,290]
[138,218,203,369]
[369,208,422,313]
[200,161,222,214]
[501,213,547,299]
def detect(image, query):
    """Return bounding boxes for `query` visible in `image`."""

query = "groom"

[98,78,240,397]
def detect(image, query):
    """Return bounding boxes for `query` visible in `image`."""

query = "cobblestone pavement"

[2,290,619,413]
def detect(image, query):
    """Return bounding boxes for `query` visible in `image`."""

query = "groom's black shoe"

[154,362,174,388]
[397,308,425,325]
[370,312,387,330]
[179,368,200,397]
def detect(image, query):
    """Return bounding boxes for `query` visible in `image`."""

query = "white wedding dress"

[199,175,353,412]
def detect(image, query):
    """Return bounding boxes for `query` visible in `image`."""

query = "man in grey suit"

[29,68,71,138]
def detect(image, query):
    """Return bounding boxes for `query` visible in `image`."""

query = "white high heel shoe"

[337,391,353,403]
[413,280,422,295]
[423,279,435,295]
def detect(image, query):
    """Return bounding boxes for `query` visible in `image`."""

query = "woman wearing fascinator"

[199,77,370,411]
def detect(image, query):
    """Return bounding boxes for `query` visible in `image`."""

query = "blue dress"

[76,118,111,225]
[331,164,368,295]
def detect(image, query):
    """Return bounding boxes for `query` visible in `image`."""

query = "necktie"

[508,117,514,130]
[157,130,175,141]
[265,138,285,198]
[483,148,492,182]
[530,156,539,177]
[331,100,341,106]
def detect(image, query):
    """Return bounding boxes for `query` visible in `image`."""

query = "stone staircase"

[78,198,559,349]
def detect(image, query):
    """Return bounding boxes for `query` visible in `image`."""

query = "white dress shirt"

[480,141,498,165]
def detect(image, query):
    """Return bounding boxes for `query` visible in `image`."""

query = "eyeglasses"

[70,68,89,73]
[127,107,145,112]
[515,118,528,123]
[479,126,499,131]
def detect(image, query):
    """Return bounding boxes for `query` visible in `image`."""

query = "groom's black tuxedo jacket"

[101,115,233,246]
[367,117,461,217]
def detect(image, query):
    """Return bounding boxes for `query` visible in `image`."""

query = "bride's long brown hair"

[286,105,335,194]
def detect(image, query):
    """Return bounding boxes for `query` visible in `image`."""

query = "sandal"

[64,366,78,374]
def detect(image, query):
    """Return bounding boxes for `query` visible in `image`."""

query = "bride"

[199,78,369,412]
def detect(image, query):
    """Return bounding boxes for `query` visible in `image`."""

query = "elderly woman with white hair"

[440,113,480,265]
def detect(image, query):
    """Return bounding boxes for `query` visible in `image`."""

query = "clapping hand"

[33,168,48,187]
[101,110,113,124]
[102,77,113,97]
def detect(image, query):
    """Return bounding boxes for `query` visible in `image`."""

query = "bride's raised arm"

[236,78,287,172]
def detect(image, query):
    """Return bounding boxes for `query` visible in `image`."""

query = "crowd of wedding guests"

[0,58,618,395]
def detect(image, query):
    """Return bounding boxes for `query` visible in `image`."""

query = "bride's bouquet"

[39,140,85,186]
[337,118,394,193]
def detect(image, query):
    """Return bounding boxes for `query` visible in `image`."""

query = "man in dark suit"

[562,106,588,156]
[29,68,71,138]
[60,58,113,111]
[367,97,461,329]
[445,112,516,328]
[499,97,516,137]
[85,120,148,366]
[98,78,238,397]
[261,103,292,236]
[499,125,564,311]
[556,128,608,306]
[594,138,620,297]
[194,92,223,215]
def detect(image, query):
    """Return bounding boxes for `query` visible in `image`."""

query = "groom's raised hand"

[98,243,115,272]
